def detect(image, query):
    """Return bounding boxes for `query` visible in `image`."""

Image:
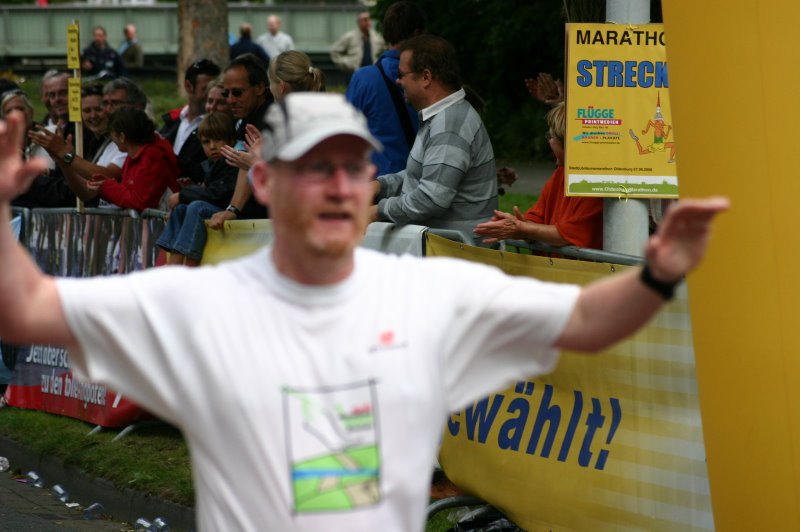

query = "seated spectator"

[267,50,325,99]
[231,23,270,66]
[204,77,231,115]
[208,50,324,230]
[205,54,271,229]
[370,35,497,241]
[161,59,221,184]
[30,84,128,205]
[5,90,76,209]
[157,112,238,266]
[81,26,124,78]
[346,0,426,176]
[86,108,180,211]
[473,102,603,249]
[119,24,144,74]
[2,90,53,167]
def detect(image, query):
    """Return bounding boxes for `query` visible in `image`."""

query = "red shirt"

[100,136,180,211]
[523,166,603,249]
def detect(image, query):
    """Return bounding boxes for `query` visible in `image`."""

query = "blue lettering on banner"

[576,59,668,88]
[448,382,623,470]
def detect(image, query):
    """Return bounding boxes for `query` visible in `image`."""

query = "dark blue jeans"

[156,200,222,261]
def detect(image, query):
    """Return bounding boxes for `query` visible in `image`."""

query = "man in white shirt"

[0,94,728,531]
[256,15,295,59]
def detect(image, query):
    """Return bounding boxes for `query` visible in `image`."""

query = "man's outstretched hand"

[0,112,47,203]
[645,197,730,283]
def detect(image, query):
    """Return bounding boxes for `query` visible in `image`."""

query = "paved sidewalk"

[0,437,194,531]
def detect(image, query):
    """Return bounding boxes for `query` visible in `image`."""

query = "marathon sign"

[565,23,679,199]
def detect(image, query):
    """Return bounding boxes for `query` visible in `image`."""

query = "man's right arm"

[0,114,75,347]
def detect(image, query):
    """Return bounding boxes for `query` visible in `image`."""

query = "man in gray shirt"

[256,15,294,59]
[370,35,497,241]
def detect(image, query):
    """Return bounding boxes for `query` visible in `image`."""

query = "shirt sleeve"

[426,259,581,411]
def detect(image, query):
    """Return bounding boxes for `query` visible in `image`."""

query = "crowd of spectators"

[5,2,604,266]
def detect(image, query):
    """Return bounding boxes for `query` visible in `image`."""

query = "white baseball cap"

[261,93,382,162]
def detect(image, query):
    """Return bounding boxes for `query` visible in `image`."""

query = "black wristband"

[640,264,679,301]
[225,204,241,216]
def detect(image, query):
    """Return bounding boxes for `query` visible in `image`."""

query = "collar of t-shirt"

[420,88,466,122]
[258,247,362,307]
[173,105,203,155]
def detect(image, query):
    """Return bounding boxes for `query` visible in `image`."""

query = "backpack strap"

[375,55,416,150]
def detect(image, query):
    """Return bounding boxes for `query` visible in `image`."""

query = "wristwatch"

[225,205,241,216]
[63,152,75,164]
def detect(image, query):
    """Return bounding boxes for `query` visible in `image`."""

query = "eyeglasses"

[45,89,68,99]
[396,69,418,80]
[285,160,374,184]
[103,98,129,108]
[221,87,250,98]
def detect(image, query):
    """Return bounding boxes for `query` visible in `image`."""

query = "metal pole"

[603,0,650,256]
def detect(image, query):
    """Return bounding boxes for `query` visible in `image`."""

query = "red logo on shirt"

[379,330,394,346]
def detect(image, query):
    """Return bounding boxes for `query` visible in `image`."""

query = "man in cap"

[0,94,727,530]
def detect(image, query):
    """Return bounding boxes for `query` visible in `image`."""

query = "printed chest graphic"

[282,380,381,513]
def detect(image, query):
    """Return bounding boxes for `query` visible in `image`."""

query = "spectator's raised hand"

[221,145,256,171]
[645,197,730,283]
[524,73,564,105]
[244,124,262,152]
[0,112,47,202]
[28,125,71,160]
[473,207,525,244]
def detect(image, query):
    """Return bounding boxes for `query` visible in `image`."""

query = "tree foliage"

[371,0,614,159]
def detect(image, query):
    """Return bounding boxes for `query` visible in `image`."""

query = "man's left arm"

[555,197,730,352]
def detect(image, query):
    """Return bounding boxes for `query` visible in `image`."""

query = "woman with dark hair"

[88,107,180,211]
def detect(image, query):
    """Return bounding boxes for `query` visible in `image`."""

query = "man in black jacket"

[160,59,221,184]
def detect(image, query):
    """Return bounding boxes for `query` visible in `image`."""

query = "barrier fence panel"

[4,208,166,427]
[427,234,713,531]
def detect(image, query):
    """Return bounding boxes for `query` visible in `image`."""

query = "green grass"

[498,192,537,214]
[0,407,194,506]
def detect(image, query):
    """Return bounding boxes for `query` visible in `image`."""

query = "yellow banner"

[200,219,272,265]
[428,234,711,530]
[66,24,80,70]
[565,23,678,199]
[664,1,800,529]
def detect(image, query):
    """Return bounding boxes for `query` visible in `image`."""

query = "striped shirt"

[376,89,497,240]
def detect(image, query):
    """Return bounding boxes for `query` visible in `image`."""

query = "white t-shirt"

[95,139,127,169]
[57,247,579,531]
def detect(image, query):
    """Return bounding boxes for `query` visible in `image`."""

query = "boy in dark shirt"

[157,112,238,266]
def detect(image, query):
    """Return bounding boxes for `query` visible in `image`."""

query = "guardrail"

[0,2,363,63]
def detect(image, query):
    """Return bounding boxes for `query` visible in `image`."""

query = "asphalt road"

[0,470,131,531]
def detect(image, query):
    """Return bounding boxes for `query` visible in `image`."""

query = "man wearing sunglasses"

[208,54,270,227]
[0,93,728,530]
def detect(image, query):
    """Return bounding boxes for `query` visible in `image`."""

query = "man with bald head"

[257,15,294,59]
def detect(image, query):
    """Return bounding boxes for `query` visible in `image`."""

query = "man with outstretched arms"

[0,97,727,531]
